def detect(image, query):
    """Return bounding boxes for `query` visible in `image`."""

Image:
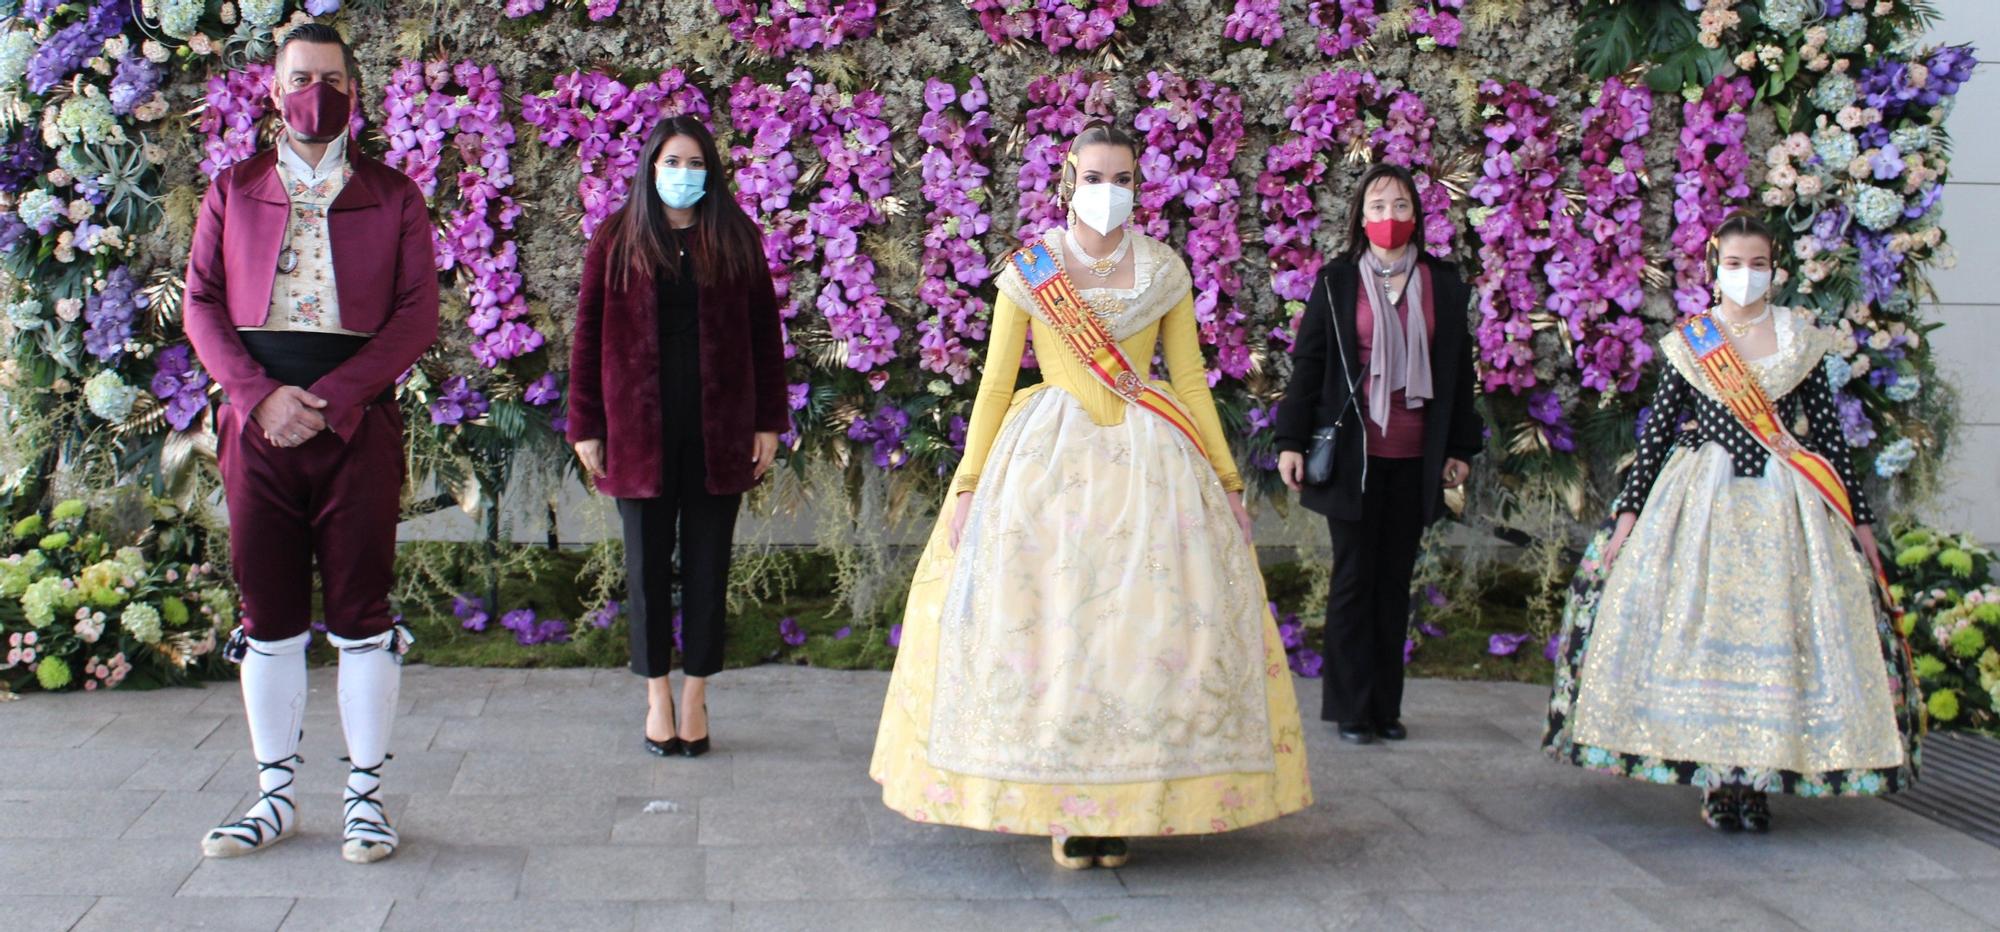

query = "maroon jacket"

[567,232,790,498]
[182,145,440,441]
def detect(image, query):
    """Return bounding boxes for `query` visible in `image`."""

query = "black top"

[656,233,698,338]
[1613,362,1873,524]
[1274,257,1484,525]
[656,237,702,438]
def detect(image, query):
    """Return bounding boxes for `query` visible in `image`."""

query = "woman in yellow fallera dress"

[870,121,1312,869]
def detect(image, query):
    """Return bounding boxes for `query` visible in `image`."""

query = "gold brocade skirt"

[870,385,1312,836]
[1544,443,1921,796]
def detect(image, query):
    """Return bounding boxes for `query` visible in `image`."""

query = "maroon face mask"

[281,81,351,142]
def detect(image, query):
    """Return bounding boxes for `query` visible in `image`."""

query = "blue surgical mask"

[654,166,706,209]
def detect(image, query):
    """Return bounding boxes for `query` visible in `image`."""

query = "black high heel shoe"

[1701,789,1743,832]
[644,705,683,757]
[680,702,711,758]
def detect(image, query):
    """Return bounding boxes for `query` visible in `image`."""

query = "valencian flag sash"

[1678,312,1897,611]
[1009,242,1208,459]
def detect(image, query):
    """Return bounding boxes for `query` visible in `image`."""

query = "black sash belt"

[235,331,393,405]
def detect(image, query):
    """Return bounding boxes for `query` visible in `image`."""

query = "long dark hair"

[601,115,764,290]
[1340,162,1425,261]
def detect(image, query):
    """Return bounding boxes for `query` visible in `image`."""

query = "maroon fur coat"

[566,232,790,498]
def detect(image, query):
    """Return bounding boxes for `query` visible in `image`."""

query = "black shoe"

[1376,721,1408,741]
[1337,723,1375,745]
[1737,791,1771,833]
[1701,790,1743,832]
[679,703,711,758]
[643,734,684,757]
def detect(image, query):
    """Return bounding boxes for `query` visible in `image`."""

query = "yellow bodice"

[949,290,1243,495]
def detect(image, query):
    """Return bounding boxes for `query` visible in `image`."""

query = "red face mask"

[281,81,351,142]
[1364,216,1417,250]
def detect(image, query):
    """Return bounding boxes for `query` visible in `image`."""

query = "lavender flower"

[778,616,806,646]
[26,0,128,96]
[1487,632,1531,657]
[524,372,560,406]
[1291,646,1324,678]
[149,345,212,431]
[0,135,52,196]
[83,267,146,363]
[109,54,162,117]
[429,376,489,426]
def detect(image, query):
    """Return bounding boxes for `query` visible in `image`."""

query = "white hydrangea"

[15,189,64,234]
[159,0,206,39]
[120,602,163,645]
[51,93,125,148]
[84,370,139,422]
[241,0,285,28]
[0,31,36,91]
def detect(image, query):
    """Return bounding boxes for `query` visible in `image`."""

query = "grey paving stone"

[450,750,659,797]
[1249,793,1418,843]
[277,897,394,932]
[0,747,159,789]
[1601,831,1878,886]
[1745,880,1993,931]
[1457,785,1689,837]
[696,793,871,846]
[1311,891,1429,932]
[381,901,637,932]
[81,714,227,750]
[0,788,157,838]
[428,715,627,755]
[630,902,736,931]
[998,839,1130,900]
[1369,790,1503,837]
[1111,831,1438,897]
[1384,832,1658,891]
[741,899,1072,932]
[517,844,705,901]
[178,832,436,900]
[72,895,295,932]
[1390,888,1663,932]
[0,837,200,896]
[705,843,1034,902]
[0,708,115,748]
[1610,885,1810,930]
[609,796,700,846]
[1060,894,1328,930]
[121,748,236,792]
[731,756,882,799]
[1918,879,2000,927]
[121,789,250,841]
[415,845,525,901]
[0,895,96,932]
[394,793,615,846]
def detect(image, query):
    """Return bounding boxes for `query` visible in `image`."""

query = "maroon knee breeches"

[216,401,405,642]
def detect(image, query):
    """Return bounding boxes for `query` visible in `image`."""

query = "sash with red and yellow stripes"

[1009,242,1207,459]
[1679,313,1896,608]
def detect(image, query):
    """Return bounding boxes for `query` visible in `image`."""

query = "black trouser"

[1322,456,1427,725]
[617,435,740,680]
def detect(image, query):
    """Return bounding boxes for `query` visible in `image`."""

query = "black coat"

[1274,257,1484,524]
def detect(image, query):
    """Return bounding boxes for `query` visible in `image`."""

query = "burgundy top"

[1353,264,1435,460]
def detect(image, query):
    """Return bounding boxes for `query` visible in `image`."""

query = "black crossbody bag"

[1305,276,1363,486]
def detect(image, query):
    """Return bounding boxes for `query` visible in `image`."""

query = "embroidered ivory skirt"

[1544,442,1920,796]
[870,384,1311,835]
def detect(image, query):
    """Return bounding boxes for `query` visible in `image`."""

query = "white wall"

[1923,0,2000,544]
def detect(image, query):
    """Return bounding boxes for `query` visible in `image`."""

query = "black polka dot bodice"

[1612,359,1874,525]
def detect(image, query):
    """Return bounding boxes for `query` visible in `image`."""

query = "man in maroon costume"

[183,24,437,864]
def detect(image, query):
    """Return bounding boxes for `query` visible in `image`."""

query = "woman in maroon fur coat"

[567,116,790,759]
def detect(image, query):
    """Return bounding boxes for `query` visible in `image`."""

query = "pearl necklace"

[1065,227,1131,279]
[1719,304,1771,337]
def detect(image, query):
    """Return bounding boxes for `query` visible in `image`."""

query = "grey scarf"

[1359,249,1432,431]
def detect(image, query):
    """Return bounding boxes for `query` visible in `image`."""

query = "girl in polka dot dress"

[1543,214,1920,833]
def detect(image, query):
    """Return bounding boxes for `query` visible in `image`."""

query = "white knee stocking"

[202,629,309,857]
[329,627,409,864]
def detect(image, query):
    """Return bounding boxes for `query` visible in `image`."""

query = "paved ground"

[3,666,1998,931]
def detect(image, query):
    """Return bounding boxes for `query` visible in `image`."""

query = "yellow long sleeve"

[1159,294,1244,493]
[948,293,1030,496]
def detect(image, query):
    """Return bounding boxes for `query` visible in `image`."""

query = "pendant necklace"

[1065,227,1131,279]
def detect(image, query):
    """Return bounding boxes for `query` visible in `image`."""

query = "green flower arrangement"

[1890,522,2000,733]
[0,495,230,693]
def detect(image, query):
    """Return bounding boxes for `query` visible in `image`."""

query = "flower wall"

[0,0,1981,689]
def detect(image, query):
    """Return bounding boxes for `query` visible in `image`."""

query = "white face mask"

[1715,266,1773,307]
[1070,182,1134,236]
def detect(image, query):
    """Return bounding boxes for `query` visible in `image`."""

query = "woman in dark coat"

[1275,162,1484,744]
[568,116,790,759]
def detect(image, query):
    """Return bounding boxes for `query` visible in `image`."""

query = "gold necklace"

[1720,305,1771,337]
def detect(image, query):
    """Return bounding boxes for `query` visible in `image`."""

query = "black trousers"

[617,434,740,680]
[1322,456,1427,725]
